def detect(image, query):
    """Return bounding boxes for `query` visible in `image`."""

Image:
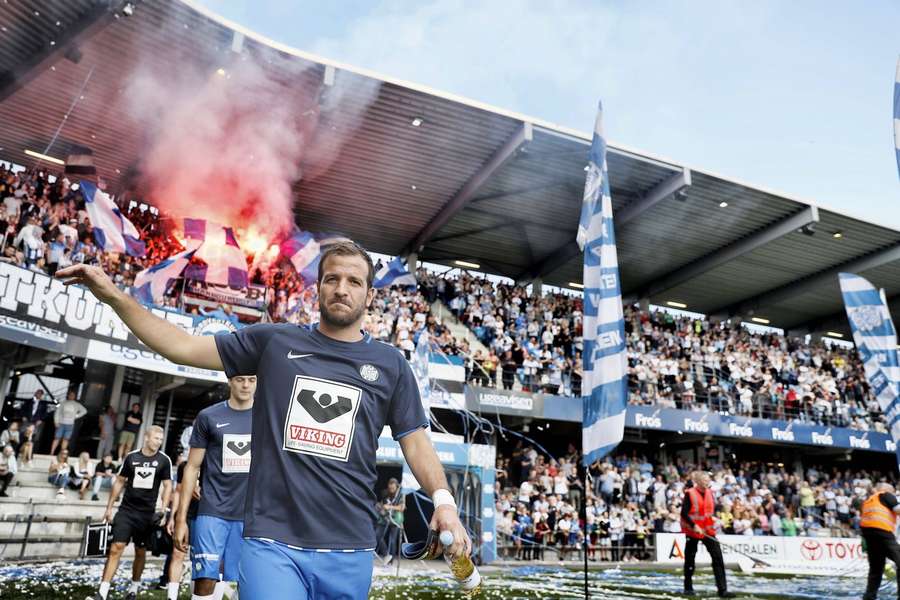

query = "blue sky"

[197,0,900,228]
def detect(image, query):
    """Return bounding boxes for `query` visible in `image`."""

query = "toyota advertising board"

[655,533,866,577]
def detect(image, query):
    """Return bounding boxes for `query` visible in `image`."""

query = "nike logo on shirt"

[216,423,230,429]
[287,352,314,359]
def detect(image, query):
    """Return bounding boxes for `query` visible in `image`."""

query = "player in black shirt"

[86,426,172,600]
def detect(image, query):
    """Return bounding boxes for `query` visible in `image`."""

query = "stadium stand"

[429,271,883,431]
[493,446,893,562]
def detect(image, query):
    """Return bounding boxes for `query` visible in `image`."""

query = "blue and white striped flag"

[80,181,145,257]
[412,330,432,413]
[578,101,628,467]
[373,256,417,289]
[182,218,248,288]
[133,247,196,305]
[280,229,321,287]
[894,57,900,180]
[839,272,900,465]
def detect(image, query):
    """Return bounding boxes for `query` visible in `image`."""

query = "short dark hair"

[317,241,375,289]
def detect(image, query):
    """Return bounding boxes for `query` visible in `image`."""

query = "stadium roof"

[1,0,899,337]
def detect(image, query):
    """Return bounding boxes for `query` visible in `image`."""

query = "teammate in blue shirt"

[174,375,256,600]
[58,241,471,600]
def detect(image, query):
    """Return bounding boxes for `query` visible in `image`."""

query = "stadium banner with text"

[464,385,896,454]
[0,262,237,380]
[183,279,267,311]
[655,533,866,577]
[0,262,470,385]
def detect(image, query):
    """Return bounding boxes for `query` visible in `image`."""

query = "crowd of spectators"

[1,166,879,432]
[494,443,896,561]
[429,271,883,431]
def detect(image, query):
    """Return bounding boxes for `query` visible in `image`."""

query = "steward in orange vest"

[680,471,733,598]
[861,483,900,600]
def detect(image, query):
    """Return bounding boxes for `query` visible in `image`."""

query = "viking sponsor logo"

[133,466,155,489]
[887,440,897,452]
[288,426,347,448]
[222,434,251,473]
[849,436,870,449]
[296,389,353,423]
[811,432,833,446]
[728,423,753,437]
[635,413,662,428]
[771,427,795,442]
[683,418,708,433]
[283,376,361,462]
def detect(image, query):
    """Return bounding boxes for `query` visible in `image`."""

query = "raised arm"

[55,264,222,370]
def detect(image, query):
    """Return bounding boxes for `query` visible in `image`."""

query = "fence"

[0,511,94,561]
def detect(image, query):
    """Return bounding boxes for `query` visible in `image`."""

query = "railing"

[0,510,94,560]
[461,354,883,429]
[494,531,655,562]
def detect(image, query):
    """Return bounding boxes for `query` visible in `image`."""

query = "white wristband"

[432,488,457,508]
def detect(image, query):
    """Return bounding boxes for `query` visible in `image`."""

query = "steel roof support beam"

[405,122,533,255]
[516,240,581,284]
[0,2,126,104]
[516,169,692,283]
[615,169,692,227]
[713,242,900,319]
[627,206,820,301]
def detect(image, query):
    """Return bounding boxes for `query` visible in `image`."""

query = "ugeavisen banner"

[655,533,866,577]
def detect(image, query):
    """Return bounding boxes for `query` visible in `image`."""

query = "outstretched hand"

[54,264,122,305]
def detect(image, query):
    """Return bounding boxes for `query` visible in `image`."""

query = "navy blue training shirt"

[214,323,428,549]
[190,401,253,521]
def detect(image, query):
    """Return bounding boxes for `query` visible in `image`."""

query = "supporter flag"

[80,180,145,257]
[412,330,432,413]
[280,229,321,287]
[839,272,900,465]
[313,231,352,247]
[894,57,900,180]
[133,248,197,305]
[182,218,248,288]
[373,256,416,289]
[577,101,628,467]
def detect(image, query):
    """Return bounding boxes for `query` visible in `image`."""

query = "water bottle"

[439,530,482,596]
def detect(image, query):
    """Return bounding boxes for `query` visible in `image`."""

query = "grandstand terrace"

[0,0,897,572]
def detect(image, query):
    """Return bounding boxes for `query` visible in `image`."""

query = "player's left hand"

[430,505,472,558]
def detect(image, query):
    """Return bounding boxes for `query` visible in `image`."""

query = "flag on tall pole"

[578,101,628,467]
[839,272,900,466]
[133,247,197,305]
[80,180,145,257]
[373,256,417,288]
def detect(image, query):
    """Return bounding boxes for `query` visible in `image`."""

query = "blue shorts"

[55,424,74,439]
[239,538,374,600]
[190,514,244,582]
